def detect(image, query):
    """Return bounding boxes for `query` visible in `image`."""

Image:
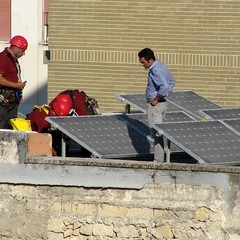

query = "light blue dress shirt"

[145,60,176,100]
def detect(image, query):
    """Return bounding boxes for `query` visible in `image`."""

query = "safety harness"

[33,104,50,115]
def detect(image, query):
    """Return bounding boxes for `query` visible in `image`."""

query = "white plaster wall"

[11,0,48,115]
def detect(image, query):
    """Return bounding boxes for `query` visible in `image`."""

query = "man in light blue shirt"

[138,48,176,162]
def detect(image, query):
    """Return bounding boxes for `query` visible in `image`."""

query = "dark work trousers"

[0,102,18,129]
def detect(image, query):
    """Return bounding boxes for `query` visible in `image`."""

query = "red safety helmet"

[49,93,73,108]
[56,94,72,104]
[52,100,72,116]
[10,35,28,50]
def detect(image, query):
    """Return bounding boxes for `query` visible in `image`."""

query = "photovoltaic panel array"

[117,111,195,136]
[116,90,221,120]
[166,91,222,119]
[46,115,154,159]
[223,119,240,133]
[118,112,196,153]
[116,93,180,113]
[199,108,240,120]
[153,120,240,165]
[46,111,195,159]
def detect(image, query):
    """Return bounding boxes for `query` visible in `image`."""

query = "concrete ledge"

[0,160,230,191]
[0,130,52,164]
[26,156,240,174]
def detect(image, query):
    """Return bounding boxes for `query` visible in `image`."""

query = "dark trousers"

[0,103,18,129]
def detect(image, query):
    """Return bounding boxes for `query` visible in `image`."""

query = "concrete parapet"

[0,153,240,239]
[0,130,52,163]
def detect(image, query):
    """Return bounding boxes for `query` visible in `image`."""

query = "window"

[0,0,11,41]
[43,0,49,45]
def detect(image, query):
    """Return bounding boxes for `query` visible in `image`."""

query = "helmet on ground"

[52,100,71,116]
[10,35,28,50]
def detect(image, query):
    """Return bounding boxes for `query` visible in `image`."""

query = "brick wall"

[48,0,240,112]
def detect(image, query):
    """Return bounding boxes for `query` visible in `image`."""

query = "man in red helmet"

[26,94,73,155]
[49,89,100,115]
[26,96,72,133]
[0,35,28,129]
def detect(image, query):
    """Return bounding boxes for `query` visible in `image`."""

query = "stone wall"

[0,157,240,240]
[0,130,52,163]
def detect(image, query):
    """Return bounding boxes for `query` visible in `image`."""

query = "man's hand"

[0,74,26,90]
[150,96,160,106]
[15,81,26,90]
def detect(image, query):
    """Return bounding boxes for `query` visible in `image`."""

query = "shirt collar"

[149,60,158,71]
[3,47,18,63]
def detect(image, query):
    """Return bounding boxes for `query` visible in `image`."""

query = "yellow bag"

[10,118,32,131]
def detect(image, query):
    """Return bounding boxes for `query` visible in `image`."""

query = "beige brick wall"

[48,0,240,112]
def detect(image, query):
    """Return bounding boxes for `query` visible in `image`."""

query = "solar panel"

[164,111,196,123]
[46,115,154,159]
[199,108,240,120]
[223,119,240,133]
[166,91,221,119]
[117,111,195,135]
[116,90,221,119]
[153,120,240,165]
[116,93,180,113]
[116,113,150,136]
[117,112,195,154]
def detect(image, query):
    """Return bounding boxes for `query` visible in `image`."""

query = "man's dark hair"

[138,48,156,61]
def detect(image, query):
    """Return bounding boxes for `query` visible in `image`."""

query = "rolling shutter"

[0,0,11,41]
[44,0,49,25]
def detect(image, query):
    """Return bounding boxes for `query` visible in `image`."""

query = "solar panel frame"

[153,120,240,165]
[46,115,154,159]
[222,118,240,134]
[117,93,147,113]
[198,108,240,120]
[166,91,222,119]
[117,112,196,154]
[117,111,195,135]
[116,93,181,113]
[116,90,222,120]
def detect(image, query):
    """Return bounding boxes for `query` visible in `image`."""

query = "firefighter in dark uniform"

[0,35,28,129]
[48,90,99,157]
[26,94,73,156]
[49,89,100,116]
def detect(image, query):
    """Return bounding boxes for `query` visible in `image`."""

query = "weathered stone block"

[48,218,64,233]
[64,228,73,238]
[156,224,174,239]
[76,203,97,215]
[99,204,128,217]
[127,207,153,219]
[92,223,115,237]
[27,132,52,158]
[79,224,93,236]
[0,130,52,163]
[195,206,210,222]
[117,225,139,238]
